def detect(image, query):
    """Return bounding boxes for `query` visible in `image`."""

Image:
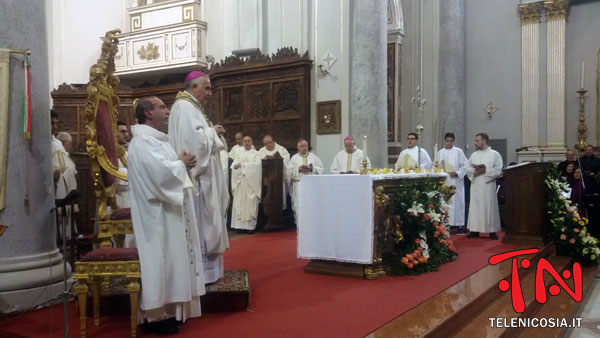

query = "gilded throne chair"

[74,29,140,338]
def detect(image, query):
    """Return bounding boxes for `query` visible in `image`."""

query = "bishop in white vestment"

[128,97,204,330]
[168,71,229,284]
[258,135,291,208]
[395,133,432,170]
[465,133,503,239]
[289,139,324,220]
[330,137,370,174]
[436,133,467,232]
[231,136,262,231]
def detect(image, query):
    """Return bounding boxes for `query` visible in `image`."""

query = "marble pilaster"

[438,0,466,149]
[544,0,569,156]
[518,2,542,147]
[349,0,387,168]
[0,0,71,314]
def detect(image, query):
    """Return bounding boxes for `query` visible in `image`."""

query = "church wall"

[46,0,126,91]
[464,0,522,163]
[566,1,600,148]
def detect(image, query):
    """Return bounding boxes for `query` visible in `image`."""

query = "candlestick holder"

[576,88,588,151]
[360,160,369,175]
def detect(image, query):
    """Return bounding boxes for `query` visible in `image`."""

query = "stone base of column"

[0,277,74,315]
[0,249,73,314]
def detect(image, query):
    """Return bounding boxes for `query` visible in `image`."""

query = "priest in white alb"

[436,132,468,234]
[229,131,250,159]
[330,136,370,174]
[396,132,433,170]
[258,135,291,209]
[289,138,324,221]
[169,71,229,284]
[231,136,262,232]
[128,96,204,334]
[465,133,503,240]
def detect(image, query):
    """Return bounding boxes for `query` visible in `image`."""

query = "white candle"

[363,135,368,160]
[434,143,438,163]
[581,62,585,89]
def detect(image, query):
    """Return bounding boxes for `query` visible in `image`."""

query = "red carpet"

[0,232,518,338]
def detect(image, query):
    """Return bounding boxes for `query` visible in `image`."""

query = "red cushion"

[96,100,118,187]
[80,248,139,262]
[110,208,131,220]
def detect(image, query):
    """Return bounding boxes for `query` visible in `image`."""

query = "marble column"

[518,2,542,148]
[0,0,71,314]
[438,0,466,149]
[544,0,569,158]
[349,0,387,168]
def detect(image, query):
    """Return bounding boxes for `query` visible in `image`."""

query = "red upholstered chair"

[74,29,140,338]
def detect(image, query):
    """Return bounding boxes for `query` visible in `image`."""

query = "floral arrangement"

[370,167,442,175]
[545,167,599,266]
[387,181,458,275]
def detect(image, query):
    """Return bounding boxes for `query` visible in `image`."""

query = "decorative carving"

[131,14,142,31]
[485,101,499,118]
[271,46,307,61]
[273,120,301,149]
[182,4,194,21]
[137,42,160,61]
[518,2,543,25]
[316,100,341,134]
[246,122,271,144]
[212,46,308,70]
[544,0,569,20]
[247,84,270,120]
[387,43,395,142]
[224,87,243,121]
[273,81,300,117]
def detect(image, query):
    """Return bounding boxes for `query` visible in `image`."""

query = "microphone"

[515,146,529,152]
[50,189,81,213]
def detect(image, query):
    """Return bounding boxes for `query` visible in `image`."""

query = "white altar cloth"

[297,172,448,264]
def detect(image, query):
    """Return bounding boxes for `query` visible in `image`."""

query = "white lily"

[425,191,438,199]
[408,203,425,215]
[428,211,443,223]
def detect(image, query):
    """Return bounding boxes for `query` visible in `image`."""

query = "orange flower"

[434,231,439,238]
[560,234,567,240]
[407,263,414,269]
[401,257,409,264]
[415,239,421,244]
[428,204,434,209]
[418,247,424,252]
[433,222,439,227]
[573,228,580,233]
[569,238,576,244]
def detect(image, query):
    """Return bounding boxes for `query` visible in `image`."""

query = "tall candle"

[581,62,585,89]
[363,135,368,160]
[434,143,438,163]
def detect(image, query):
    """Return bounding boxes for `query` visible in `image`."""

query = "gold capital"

[518,2,543,25]
[544,0,569,21]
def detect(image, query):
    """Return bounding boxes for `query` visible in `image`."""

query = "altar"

[297,172,454,279]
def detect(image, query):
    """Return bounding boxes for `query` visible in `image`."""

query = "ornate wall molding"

[518,2,543,25]
[544,0,569,21]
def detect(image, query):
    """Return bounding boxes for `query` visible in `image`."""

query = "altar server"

[396,132,433,170]
[465,133,503,240]
[436,132,468,234]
